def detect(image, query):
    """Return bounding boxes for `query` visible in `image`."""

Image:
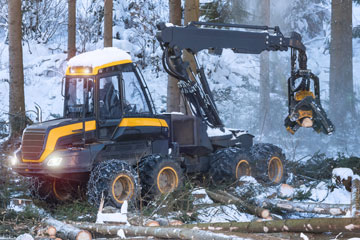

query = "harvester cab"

[64,48,156,140]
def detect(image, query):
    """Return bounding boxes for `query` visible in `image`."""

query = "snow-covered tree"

[285,0,330,40]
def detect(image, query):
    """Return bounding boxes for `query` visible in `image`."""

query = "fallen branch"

[71,223,240,240]
[262,199,349,216]
[43,217,92,240]
[206,190,270,219]
[181,217,360,233]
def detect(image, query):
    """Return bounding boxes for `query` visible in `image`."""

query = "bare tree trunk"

[167,0,182,113]
[259,0,270,135]
[262,199,349,216]
[8,0,25,139]
[184,0,199,25]
[104,0,113,47]
[72,223,236,240]
[206,190,270,219]
[182,0,199,114]
[329,0,354,128]
[73,217,360,235]
[68,0,76,59]
[182,217,360,234]
[352,178,360,217]
[44,217,92,240]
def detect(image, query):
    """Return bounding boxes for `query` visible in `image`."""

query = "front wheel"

[250,143,286,184]
[138,155,183,198]
[87,159,140,208]
[29,177,76,203]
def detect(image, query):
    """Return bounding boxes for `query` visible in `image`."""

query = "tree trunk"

[44,217,92,240]
[206,190,270,219]
[262,199,349,216]
[104,0,113,47]
[182,217,360,234]
[259,0,270,135]
[8,0,26,139]
[72,223,236,240]
[352,178,360,217]
[167,0,182,113]
[329,0,354,128]
[182,0,199,114]
[68,0,76,60]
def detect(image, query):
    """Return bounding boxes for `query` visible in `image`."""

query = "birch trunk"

[72,223,238,240]
[44,217,92,240]
[262,199,349,216]
[182,217,360,234]
[206,190,270,219]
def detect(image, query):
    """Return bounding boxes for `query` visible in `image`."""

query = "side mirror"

[34,103,42,123]
[61,77,65,97]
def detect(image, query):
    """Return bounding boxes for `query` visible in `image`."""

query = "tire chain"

[209,147,245,183]
[87,159,140,208]
[250,143,286,183]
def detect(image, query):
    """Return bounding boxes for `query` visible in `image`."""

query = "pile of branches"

[287,152,360,182]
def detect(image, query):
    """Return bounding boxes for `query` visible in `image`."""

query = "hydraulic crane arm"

[156,22,334,134]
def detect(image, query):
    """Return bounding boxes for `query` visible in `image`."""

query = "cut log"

[352,177,360,217]
[43,217,92,240]
[47,226,56,238]
[72,223,240,240]
[262,199,349,216]
[206,190,270,218]
[181,217,360,233]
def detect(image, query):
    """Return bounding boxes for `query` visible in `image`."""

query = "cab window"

[122,71,149,114]
[99,75,121,119]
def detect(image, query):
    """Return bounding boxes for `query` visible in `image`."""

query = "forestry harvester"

[11,22,334,207]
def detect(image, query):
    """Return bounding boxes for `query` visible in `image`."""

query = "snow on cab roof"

[67,47,132,68]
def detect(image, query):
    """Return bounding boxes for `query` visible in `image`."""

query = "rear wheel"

[87,159,139,208]
[250,143,286,184]
[138,155,183,198]
[209,147,252,183]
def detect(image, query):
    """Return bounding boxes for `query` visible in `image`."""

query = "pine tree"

[8,0,25,139]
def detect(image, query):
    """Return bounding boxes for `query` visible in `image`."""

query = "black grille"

[21,128,46,160]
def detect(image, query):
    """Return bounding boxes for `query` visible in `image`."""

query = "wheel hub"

[157,167,178,193]
[235,160,251,179]
[268,156,283,183]
[112,174,134,203]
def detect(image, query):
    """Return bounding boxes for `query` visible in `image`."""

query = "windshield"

[64,77,94,118]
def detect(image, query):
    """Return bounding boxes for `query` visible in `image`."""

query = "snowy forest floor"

[2,144,360,239]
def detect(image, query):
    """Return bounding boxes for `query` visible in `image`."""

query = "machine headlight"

[47,157,63,167]
[9,155,18,166]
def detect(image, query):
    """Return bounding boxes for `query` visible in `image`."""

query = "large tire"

[250,143,286,184]
[87,159,140,208]
[138,155,183,198]
[29,177,75,203]
[209,147,252,183]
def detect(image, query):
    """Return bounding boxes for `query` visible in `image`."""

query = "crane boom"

[156,22,334,135]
